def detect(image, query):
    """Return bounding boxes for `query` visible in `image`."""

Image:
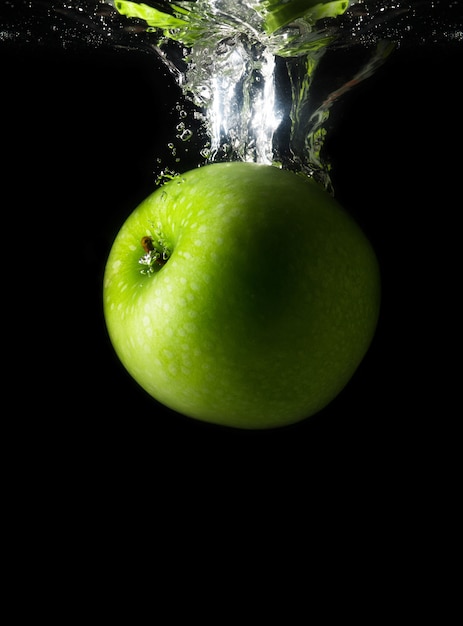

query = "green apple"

[103,162,380,429]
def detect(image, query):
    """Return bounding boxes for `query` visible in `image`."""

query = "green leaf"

[114,1,189,30]
[113,1,351,54]
[260,0,350,34]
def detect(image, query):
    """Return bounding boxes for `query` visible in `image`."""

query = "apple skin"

[103,162,380,429]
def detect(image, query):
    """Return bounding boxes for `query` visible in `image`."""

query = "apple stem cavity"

[138,235,170,275]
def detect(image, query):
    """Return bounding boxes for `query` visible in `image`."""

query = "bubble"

[178,128,193,142]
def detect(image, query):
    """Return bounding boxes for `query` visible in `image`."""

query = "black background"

[2,2,462,507]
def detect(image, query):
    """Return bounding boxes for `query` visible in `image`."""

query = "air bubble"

[179,129,193,141]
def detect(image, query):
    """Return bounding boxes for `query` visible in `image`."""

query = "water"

[2,0,462,190]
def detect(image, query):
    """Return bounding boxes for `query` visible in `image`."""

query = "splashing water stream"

[2,0,462,190]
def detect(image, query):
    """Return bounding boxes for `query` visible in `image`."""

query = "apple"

[103,162,380,429]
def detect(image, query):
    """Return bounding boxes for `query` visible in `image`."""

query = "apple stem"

[138,235,170,274]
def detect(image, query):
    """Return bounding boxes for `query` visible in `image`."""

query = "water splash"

[182,19,282,165]
[104,0,462,188]
[2,0,462,189]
